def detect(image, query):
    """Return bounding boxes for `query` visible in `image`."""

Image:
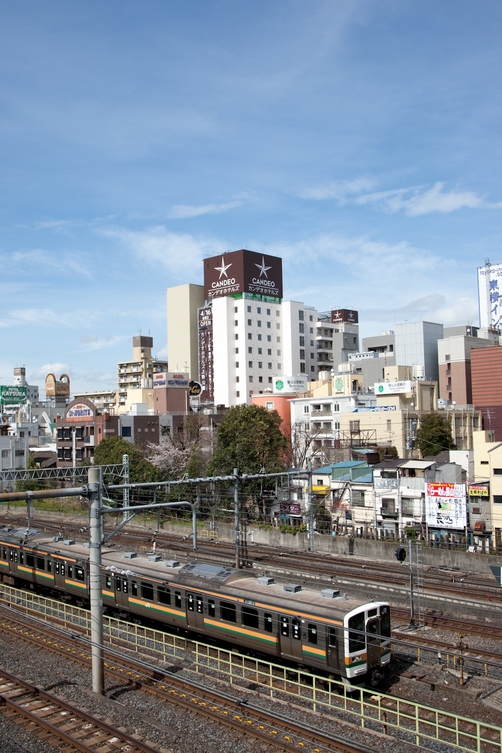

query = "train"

[0,526,392,684]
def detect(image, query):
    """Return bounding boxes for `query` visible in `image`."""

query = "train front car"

[343,602,391,685]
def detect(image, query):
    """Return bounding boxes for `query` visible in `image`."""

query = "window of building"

[266,401,274,410]
[310,340,314,347]
[2,449,9,458]
[299,322,305,333]
[300,349,305,359]
[310,327,313,333]
[402,498,414,515]
[247,305,252,312]
[349,420,360,433]
[300,363,305,373]
[267,335,271,341]
[249,376,253,382]
[277,336,281,343]
[257,334,262,341]
[248,332,252,340]
[309,314,313,321]
[494,469,502,475]
[387,419,392,431]
[267,321,271,328]
[236,376,239,383]
[299,310,304,321]
[248,346,252,354]
[493,496,502,504]
[258,347,262,354]
[277,363,281,370]
[235,347,239,354]
[303,405,310,413]
[235,334,239,340]
[236,391,240,397]
[352,491,365,507]
[276,323,280,330]
[381,498,396,515]
[266,308,271,315]
[235,362,239,368]
[480,460,489,465]
[234,306,238,313]
[247,319,252,326]
[258,361,262,368]
[334,420,340,429]
[258,376,263,383]
[299,336,305,346]
[14,449,24,458]
[234,320,238,326]
[266,362,271,369]
[248,361,253,368]
[257,307,261,314]
[267,348,272,355]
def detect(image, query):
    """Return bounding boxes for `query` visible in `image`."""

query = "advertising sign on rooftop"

[331,308,358,324]
[426,482,467,530]
[0,385,27,405]
[374,380,412,395]
[203,249,283,301]
[478,262,502,330]
[66,402,94,421]
[273,375,308,394]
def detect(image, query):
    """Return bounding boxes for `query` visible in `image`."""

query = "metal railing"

[1,584,500,753]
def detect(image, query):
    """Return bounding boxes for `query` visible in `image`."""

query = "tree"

[415,412,456,458]
[93,436,161,484]
[147,435,191,480]
[209,404,287,476]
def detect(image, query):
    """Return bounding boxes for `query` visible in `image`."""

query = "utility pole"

[122,454,130,522]
[409,537,415,626]
[308,461,314,552]
[88,466,104,696]
[234,468,240,568]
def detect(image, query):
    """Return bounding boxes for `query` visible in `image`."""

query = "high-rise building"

[167,283,205,379]
[395,321,444,383]
[117,336,167,413]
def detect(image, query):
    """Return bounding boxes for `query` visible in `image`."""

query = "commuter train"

[0,527,392,683]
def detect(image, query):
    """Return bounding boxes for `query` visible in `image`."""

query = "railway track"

[0,607,381,753]
[0,666,166,753]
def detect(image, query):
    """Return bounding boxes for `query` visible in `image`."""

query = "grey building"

[395,321,444,383]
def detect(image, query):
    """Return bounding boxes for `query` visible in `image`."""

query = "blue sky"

[1,1,501,394]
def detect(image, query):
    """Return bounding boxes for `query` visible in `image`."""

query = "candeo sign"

[203,249,283,300]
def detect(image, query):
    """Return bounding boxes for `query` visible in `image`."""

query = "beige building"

[472,431,502,549]
[167,283,205,380]
[117,336,167,414]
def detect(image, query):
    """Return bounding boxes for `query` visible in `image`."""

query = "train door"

[54,559,66,590]
[114,575,129,608]
[366,616,381,670]
[279,615,303,661]
[186,592,205,631]
[326,627,341,672]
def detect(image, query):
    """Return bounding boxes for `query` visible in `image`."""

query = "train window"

[175,591,182,609]
[264,614,273,633]
[55,561,60,574]
[280,616,289,637]
[380,606,391,638]
[187,593,195,611]
[328,628,337,648]
[307,624,317,644]
[61,564,65,577]
[196,596,203,614]
[9,550,14,561]
[367,620,378,635]
[2,548,6,559]
[158,587,171,605]
[106,576,112,589]
[348,613,365,653]
[131,582,138,597]
[241,606,259,629]
[68,566,73,579]
[292,618,301,640]
[47,561,52,573]
[116,577,122,591]
[37,557,45,570]
[26,554,34,567]
[76,567,85,582]
[220,602,237,623]
[123,579,128,594]
[19,553,24,565]
[208,599,216,618]
[141,582,154,601]
[368,608,377,617]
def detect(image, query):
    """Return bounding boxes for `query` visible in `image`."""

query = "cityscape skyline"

[1,2,501,393]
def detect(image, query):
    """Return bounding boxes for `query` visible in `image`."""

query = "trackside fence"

[1,584,501,753]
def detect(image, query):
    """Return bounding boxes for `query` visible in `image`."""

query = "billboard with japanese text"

[478,262,502,329]
[426,482,467,529]
[203,249,283,301]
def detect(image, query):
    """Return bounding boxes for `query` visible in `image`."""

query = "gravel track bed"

[0,625,419,753]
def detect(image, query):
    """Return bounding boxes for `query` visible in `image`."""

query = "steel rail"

[0,666,166,753]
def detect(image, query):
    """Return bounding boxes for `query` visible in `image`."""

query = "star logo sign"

[255,256,272,278]
[214,257,232,279]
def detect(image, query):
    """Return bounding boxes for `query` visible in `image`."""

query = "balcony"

[84,436,96,446]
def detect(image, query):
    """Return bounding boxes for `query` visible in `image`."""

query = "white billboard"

[478,262,502,329]
[273,375,308,394]
[374,380,412,395]
[154,372,189,389]
[426,483,467,529]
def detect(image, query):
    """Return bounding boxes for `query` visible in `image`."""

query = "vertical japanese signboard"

[198,306,214,403]
[478,262,502,329]
[426,482,467,529]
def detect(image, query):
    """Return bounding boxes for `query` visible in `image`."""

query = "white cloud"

[0,308,94,329]
[299,177,498,216]
[78,334,129,351]
[98,226,226,279]
[29,362,72,381]
[167,201,242,219]
[2,249,92,278]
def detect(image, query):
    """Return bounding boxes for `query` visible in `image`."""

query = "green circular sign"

[378,385,384,393]
[275,379,284,391]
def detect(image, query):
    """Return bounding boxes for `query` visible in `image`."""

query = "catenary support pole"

[308,462,314,552]
[234,468,240,568]
[409,537,415,626]
[88,466,104,696]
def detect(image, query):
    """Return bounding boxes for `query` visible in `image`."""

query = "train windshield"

[380,606,391,638]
